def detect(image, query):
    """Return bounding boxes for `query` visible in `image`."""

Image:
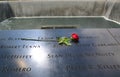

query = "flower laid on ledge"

[58,33,79,46]
[71,33,79,42]
[21,33,79,46]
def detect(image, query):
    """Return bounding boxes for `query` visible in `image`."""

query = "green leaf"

[64,41,71,46]
[58,37,65,43]
[57,37,71,46]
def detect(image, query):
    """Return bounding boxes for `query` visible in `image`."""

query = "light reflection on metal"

[16,59,27,68]
[29,48,49,68]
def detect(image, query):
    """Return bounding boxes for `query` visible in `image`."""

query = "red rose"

[71,33,79,41]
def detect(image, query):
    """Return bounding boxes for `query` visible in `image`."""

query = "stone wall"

[109,2,120,22]
[0,0,120,22]
[0,2,15,22]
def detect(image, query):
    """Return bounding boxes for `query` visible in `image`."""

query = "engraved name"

[65,64,120,71]
[0,66,31,72]
[0,55,32,59]
[48,52,115,58]
[0,45,40,49]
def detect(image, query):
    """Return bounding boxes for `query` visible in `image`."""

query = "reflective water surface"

[0,17,120,30]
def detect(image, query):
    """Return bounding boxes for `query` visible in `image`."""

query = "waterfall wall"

[0,0,119,22]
